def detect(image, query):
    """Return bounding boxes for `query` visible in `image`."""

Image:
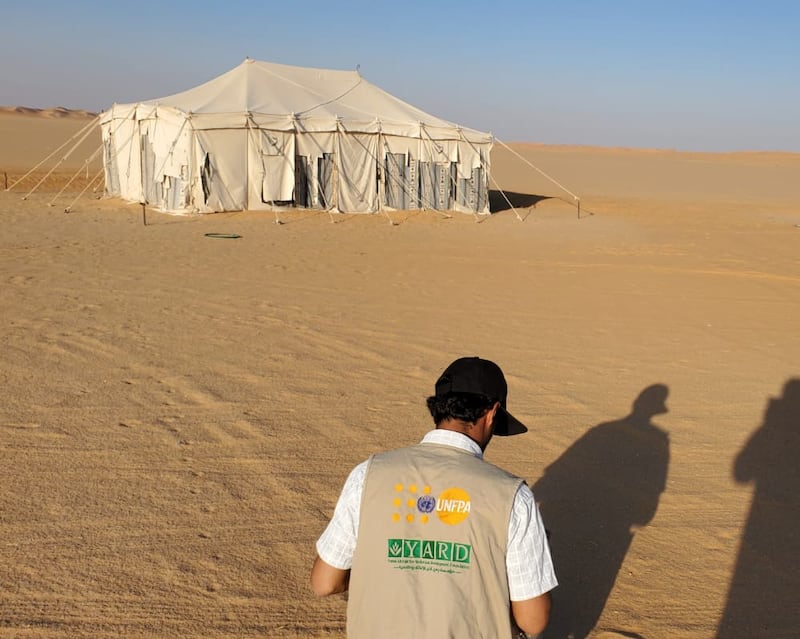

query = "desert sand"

[1,108,799,639]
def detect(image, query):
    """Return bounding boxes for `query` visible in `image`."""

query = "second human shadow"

[533,385,671,639]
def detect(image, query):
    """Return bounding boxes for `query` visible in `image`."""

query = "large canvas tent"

[100,59,493,215]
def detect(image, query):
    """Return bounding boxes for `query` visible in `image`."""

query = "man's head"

[426,357,528,444]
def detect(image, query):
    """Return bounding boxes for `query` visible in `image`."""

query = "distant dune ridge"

[0,105,98,119]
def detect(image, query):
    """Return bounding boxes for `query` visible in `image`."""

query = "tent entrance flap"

[317,153,335,209]
[294,155,311,207]
[383,154,421,210]
[103,134,120,196]
[261,155,294,202]
[456,166,488,212]
[253,130,295,206]
[140,133,160,205]
[385,153,406,209]
[419,161,456,210]
[195,130,248,212]
[337,132,378,212]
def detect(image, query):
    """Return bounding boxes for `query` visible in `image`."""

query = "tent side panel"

[381,135,414,210]
[147,117,193,212]
[102,118,143,203]
[336,132,378,213]
[247,130,296,210]
[102,124,121,196]
[451,140,490,214]
[194,130,248,212]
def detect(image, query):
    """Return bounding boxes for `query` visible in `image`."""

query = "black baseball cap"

[434,357,528,436]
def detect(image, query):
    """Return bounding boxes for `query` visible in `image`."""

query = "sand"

[1,109,799,639]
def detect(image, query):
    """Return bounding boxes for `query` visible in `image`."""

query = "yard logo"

[387,538,471,564]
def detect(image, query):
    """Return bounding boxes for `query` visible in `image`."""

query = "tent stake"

[141,202,147,226]
[3,172,7,190]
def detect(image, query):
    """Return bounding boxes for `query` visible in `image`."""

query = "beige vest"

[347,442,523,638]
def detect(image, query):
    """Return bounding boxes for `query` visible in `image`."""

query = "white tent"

[100,59,493,215]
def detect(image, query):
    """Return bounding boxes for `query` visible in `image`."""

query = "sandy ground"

[1,109,799,639]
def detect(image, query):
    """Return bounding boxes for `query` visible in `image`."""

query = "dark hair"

[426,392,498,426]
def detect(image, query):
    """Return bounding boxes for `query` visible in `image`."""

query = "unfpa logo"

[436,487,471,525]
[391,484,471,526]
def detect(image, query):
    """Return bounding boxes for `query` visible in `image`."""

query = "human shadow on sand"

[532,385,671,639]
[489,190,550,212]
[716,378,800,638]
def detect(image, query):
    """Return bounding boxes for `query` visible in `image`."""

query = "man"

[311,356,557,638]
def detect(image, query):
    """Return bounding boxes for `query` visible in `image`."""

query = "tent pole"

[377,125,383,212]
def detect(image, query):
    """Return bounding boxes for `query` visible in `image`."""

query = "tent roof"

[105,59,491,140]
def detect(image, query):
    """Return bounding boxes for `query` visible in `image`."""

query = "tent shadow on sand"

[532,384,671,639]
[489,190,551,213]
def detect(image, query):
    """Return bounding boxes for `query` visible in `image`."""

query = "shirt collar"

[420,429,484,459]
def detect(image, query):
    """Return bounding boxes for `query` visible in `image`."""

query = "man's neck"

[437,418,489,451]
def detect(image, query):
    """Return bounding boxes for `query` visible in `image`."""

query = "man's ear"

[486,401,501,429]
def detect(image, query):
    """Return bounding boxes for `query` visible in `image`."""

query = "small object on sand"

[204,233,242,239]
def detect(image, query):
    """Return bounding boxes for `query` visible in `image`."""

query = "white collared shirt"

[315,429,557,600]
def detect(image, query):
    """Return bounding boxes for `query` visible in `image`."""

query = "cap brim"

[494,407,528,436]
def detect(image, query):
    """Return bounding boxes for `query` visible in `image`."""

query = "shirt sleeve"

[506,483,558,601]
[315,460,368,570]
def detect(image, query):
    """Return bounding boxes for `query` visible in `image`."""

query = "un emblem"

[417,495,436,513]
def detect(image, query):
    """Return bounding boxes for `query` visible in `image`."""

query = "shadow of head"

[631,384,669,422]
[780,378,800,406]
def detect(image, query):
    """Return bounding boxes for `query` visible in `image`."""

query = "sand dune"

[0,106,98,118]
[1,108,799,638]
